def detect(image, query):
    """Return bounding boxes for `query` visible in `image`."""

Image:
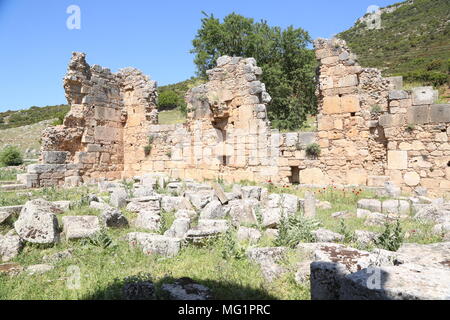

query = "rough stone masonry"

[19,38,450,196]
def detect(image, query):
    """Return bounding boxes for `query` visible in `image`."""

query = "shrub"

[373,219,404,252]
[371,104,382,114]
[0,146,23,167]
[406,123,415,132]
[305,143,321,158]
[158,90,181,110]
[275,214,321,248]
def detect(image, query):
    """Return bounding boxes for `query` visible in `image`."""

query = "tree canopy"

[191,12,317,131]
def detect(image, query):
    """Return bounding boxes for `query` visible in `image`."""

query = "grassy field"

[0,120,53,154]
[158,109,187,125]
[0,180,443,300]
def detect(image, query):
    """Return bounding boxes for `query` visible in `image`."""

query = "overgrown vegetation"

[374,219,405,252]
[305,143,321,158]
[191,12,317,131]
[275,214,321,248]
[0,104,69,130]
[338,0,450,89]
[0,146,23,167]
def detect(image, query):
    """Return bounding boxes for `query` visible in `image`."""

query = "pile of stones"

[1,172,450,300]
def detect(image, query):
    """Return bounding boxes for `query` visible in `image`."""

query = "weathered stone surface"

[200,200,225,219]
[110,188,128,208]
[42,151,69,164]
[133,211,161,231]
[101,208,129,228]
[228,199,259,225]
[14,199,60,244]
[357,199,382,212]
[185,191,213,210]
[127,232,181,257]
[42,249,73,263]
[62,216,100,240]
[354,230,380,245]
[395,242,450,269]
[164,218,190,239]
[0,234,22,262]
[429,104,450,123]
[241,186,262,200]
[414,203,450,224]
[340,263,450,300]
[411,86,438,105]
[185,220,229,242]
[161,278,213,300]
[304,191,316,218]
[313,228,344,243]
[90,201,112,211]
[265,193,300,215]
[0,262,23,276]
[381,199,410,215]
[175,209,197,220]
[161,196,183,212]
[126,196,161,213]
[0,211,13,225]
[211,182,229,205]
[236,227,261,243]
[261,208,283,228]
[26,264,54,276]
[246,247,288,281]
[310,244,396,300]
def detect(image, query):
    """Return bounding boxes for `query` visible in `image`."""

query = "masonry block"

[387,151,408,170]
[429,104,450,123]
[407,105,430,125]
[412,87,438,106]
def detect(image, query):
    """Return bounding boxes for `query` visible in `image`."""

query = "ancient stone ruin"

[18,38,450,196]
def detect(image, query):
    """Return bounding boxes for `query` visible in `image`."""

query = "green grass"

[0,182,444,300]
[158,109,186,125]
[0,105,69,130]
[0,167,24,181]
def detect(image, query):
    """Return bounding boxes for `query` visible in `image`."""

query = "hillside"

[338,0,450,88]
[0,104,69,130]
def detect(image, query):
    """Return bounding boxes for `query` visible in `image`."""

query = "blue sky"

[0,0,399,111]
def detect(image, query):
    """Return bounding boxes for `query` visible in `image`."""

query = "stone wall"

[313,38,450,195]
[21,40,450,196]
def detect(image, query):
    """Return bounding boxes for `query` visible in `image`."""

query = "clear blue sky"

[0,0,399,111]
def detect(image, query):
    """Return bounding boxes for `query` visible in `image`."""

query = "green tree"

[191,12,317,130]
[0,146,23,167]
[158,90,182,110]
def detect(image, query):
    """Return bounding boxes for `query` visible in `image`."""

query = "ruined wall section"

[21,52,158,187]
[314,38,450,196]
[138,56,284,183]
[380,88,450,195]
[120,68,158,177]
[313,38,386,186]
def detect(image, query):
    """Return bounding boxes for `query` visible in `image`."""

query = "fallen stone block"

[133,211,161,231]
[200,200,225,219]
[161,196,183,212]
[211,182,229,205]
[62,216,100,240]
[0,234,23,262]
[164,218,190,239]
[241,186,262,200]
[237,226,261,243]
[340,263,450,300]
[101,208,129,228]
[313,228,344,243]
[14,199,60,244]
[127,232,181,257]
[161,277,213,300]
[246,247,288,282]
[110,188,128,208]
[26,264,54,276]
[357,199,382,212]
